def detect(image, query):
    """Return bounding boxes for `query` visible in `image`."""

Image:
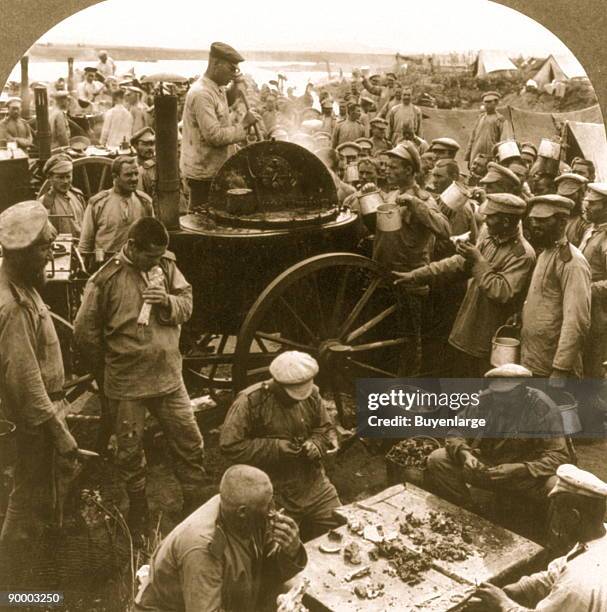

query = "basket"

[385,436,441,487]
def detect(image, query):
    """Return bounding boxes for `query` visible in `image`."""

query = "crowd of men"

[0,40,607,610]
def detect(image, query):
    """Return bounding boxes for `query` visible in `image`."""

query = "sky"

[36,0,577,57]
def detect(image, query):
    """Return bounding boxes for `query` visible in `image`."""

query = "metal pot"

[376,204,402,232]
[490,325,520,367]
[344,164,359,184]
[440,181,470,211]
[496,139,521,162]
[226,188,256,216]
[538,138,561,160]
[359,190,384,233]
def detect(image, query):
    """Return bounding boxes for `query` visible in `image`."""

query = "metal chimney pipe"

[20,56,30,120]
[34,86,51,163]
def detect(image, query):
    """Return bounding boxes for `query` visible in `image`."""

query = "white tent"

[566,121,607,182]
[472,50,517,78]
[532,54,587,88]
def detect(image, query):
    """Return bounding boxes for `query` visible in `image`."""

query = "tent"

[532,54,588,88]
[565,121,607,181]
[472,50,517,78]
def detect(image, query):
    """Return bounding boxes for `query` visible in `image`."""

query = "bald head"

[220,465,273,515]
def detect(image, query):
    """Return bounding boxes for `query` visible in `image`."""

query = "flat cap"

[69,135,91,152]
[482,90,501,102]
[6,97,21,107]
[356,137,373,150]
[430,137,460,152]
[528,194,574,218]
[209,42,245,63]
[484,363,532,392]
[336,141,362,156]
[386,141,421,173]
[520,142,538,158]
[43,153,73,175]
[83,66,98,74]
[313,131,332,141]
[585,182,607,201]
[555,172,588,196]
[479,193,527,216]
[548,464,607,499]
[346,100,361,109]
[130,127,155,146]
[360,94,376,107]
[269,351,319,400]
[0,201,49,250]
[479,162,521,187]
[370,117,388,127]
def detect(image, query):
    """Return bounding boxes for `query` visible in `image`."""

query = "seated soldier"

[134,465,306,612]
[426,364,571,507]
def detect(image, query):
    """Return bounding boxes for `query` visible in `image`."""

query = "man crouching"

[134,465,306,612]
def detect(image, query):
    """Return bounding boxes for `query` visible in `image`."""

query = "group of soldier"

[1,39,607,611]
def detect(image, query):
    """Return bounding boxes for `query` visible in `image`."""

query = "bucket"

[359,190,383,233]
[538,138,561,160]
[549,391,582,435]
[490,324,520,367]
[376,204,402,232]
[440,181,470,211]
[344,164,360,184]
[496,139,521,162]
[226,188,256,216]
[385,436,441,488]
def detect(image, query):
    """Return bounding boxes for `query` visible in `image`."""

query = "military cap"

[387,142,421,173]
[527,194,575,218]
[360,94,376,108]
[269,79,279,87]
[52,90,70,98]
[336,142,362,156]
[484,363,532,392]
[370,117,388,128]
[98,49,108,56]
[520,142,538,158]
[130,127,156,146]
[385,72,397,79]
[209,42,245,63]
[482,90,501,102]
[321,97,334,109]
[0,201,50,251]
[314,131,332,141]
[572,157,593,169]
[585,182,607,202]
[356,138,373,151]
[479,193,527,217]
[6,97,21,107]
[269,351,319,400]
[430,137,460,153]
[43,153,73,175]
[555,172,588,196]
[548,464,607,499]
[347,100,361,109]
[479,162,521,187]
[69,135,90,152]
[83,67,98,74]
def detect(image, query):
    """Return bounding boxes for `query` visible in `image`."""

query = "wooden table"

[302,484,543,611]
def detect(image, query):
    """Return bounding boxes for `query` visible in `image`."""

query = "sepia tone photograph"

[0,0,606,610]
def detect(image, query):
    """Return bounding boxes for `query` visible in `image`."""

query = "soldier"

[377,142,450,376]
[466,153,491,187]
[472,465,607,610]
[395,194,534,377]
[464,91,506,168]
[79,156,154,271]
[131,127,157,203]
[49,90,71,149]
[0,97,33,150]
[74,218,206,536]
[220,351,341,541]
[520,141,538,169]
[429,137,460,161]
[369,117,391,155]
[39,153,86,237]
[521,195,591,380]
[555,172,589,246]
[386,87,423,144]
[571,157,596,182]
[319,97,336,135]
[331,101,366,149]
[479,162,522,195]
[0,202,79,548]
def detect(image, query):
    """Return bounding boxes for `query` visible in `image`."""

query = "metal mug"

[376,204,402,232]
[440,181,470,211]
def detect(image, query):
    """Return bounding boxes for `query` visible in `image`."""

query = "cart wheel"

[234,253,403,422]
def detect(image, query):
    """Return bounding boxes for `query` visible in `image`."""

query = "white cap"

[548,464,607,499]
[269,351,319,401]
[484,363,531,392]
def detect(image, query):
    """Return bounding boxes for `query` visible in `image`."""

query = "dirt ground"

[1,390,605,612]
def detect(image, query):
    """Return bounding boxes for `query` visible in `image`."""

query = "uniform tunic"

[464,111,506,163]
[220,382,340,531]
[100,104,133,149]
[180,76,246,181]
[49,108,71,149]
[40,187,86,236]
[331,119,366,149]
[78,187,154,257]
[579,222,607,377]
[505,532,607,611]
[0,116,33,149]
[521,241,591,377]
[386,102,423,143]
[134,495,307,612]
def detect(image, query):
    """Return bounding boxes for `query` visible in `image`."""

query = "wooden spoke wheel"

[233,253,403,423]
[37,156,114,200]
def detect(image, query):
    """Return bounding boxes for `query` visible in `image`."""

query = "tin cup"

[496,139,521,162]
[538,138,561,160]
[359,190,384,232]
[344,164,360,184]
[376,204,402,232]
[440,181,470,211]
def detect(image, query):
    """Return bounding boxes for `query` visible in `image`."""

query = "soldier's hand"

[143,286,169,307]
[271,513,301,558]
[302,440,321,460]
[277,440,301,456]
[456,241,481,262]
[549,370,569,388]
[393,271,416,285]
[485,463,527,481]
[243,111,261,129]
[461,451,483,472]
[473,582,516,610]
